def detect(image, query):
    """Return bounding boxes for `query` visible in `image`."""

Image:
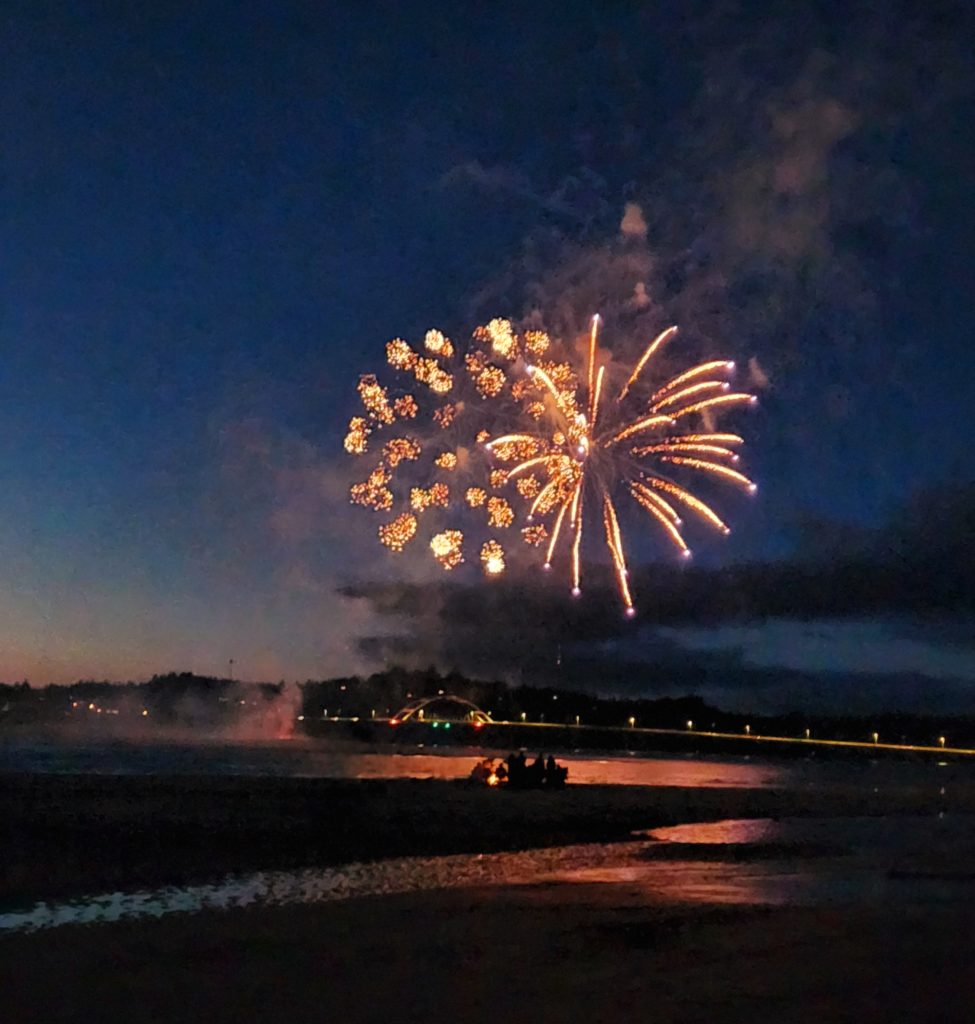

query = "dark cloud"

[341,481,975,709]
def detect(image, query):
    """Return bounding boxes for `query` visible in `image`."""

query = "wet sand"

[0,770,966,904]
[4,865,975,1023]
[4,774,975,1022]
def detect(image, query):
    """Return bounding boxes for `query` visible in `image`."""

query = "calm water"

[2,735,973,791]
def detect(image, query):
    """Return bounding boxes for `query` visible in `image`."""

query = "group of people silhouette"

[469,750,568,789]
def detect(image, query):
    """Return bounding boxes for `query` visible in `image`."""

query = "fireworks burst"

[483,316,757,614]
[346,322,526,575]
[346,315,757,597]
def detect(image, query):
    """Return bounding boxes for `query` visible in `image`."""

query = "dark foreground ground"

[0,771,966,904]
[5,885,975,1024]
[3,773,975,1023]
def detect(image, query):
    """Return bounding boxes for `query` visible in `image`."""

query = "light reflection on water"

[5,738,975,794]
[338,752,786,788]
[8,815,975,935]
[545,861,862,906]
[646,818,782,844]
[0,842,843,934]
[0,739,787,788]
[0,841,651,935]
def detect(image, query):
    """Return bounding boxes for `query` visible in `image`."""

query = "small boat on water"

[469,753,568,789]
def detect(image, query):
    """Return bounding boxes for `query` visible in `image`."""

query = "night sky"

[3,2,974,708]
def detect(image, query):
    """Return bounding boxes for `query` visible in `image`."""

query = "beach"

[4,819,975,1023]
[3,758,975,1021]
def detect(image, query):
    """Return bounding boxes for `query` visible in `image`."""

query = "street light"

[520,712,527,722]
[744,724,751,735]
[628,716,636,728]
[939,736,946,748]
[871,731,879,744]
[686,720,694,731]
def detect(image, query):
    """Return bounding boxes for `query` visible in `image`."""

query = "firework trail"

[482,316,758,613]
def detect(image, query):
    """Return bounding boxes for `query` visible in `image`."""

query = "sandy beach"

[0,766,968,904]
[3,768,975,1022]
[4,844,975,1023]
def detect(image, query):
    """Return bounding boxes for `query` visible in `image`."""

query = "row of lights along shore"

[314,705,952,750]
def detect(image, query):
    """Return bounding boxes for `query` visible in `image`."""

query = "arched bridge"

[390,695,493,725]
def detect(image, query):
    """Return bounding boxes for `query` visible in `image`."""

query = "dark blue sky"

[2,1,974,691]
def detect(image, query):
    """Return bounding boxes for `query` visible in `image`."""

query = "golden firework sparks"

[475,365,506,398]
[485,317,756,610]
[344,416,370,454]
[379,513,418,551]
[424,329,454,359]
[413,357,453,394]
[410,482,450,511]
[357,375,395,424]
[652,379,731,413]
[651,360,736,402]
[430,530,464,570]
[347,313,755,589]
[523,330,550,356]
[393,395,418,419]
[382,437,421,467]
[433,404,456,429]
[516,475,541,499]
[486,495,514,529]
[386,338,418,371]
[475,318,518,360]
[350,465,393,511]
[632,442,741,462]
[618,326,679,402]
[487,436,540,462]
[526,402,545,419]
[671,392,758,419]
[521,523,548,547]
[480,539,506,575]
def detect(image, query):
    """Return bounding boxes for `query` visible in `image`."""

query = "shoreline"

[1,770,965,908]
[4,773,975,1022]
